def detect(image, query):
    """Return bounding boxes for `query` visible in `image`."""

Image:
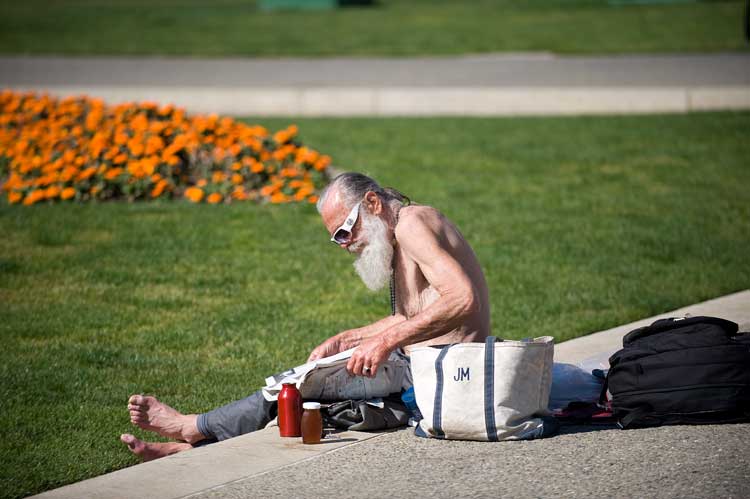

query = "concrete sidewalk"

[3,53,749,116]
[34,289,750,499]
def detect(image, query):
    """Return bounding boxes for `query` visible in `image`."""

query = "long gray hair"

[316,172,410,213]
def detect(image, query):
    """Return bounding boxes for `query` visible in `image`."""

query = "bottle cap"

[303,402,321,410]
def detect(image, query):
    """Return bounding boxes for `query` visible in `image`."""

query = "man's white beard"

[351,212,393,291]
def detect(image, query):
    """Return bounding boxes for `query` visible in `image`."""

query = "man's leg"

[128,395,205,443]
[196,390,277,442]
[120,434,192,462]
[128,390,277,444]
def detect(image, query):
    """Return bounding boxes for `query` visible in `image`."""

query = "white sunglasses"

[330,201,361,245]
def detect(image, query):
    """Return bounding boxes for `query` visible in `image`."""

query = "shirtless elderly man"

[122,172,490,460]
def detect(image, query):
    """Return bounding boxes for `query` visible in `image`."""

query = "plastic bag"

[548,363,604,411]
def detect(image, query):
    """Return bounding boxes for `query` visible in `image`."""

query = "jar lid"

[303,402,321,410]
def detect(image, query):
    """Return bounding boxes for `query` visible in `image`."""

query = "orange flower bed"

[0,91,332,205]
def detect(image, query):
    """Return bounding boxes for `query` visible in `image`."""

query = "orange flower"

[185,186,204,203]
[273,124,297,144]
[45,185,61,199]
[145,135,165,155]
[270,192,287,204]
[164,155,180,166]
[8,191,22,204]
[23,189,46,205]
[231,173,243,185]
[127,160,145,178]
[60,166,78,182]
[60,187,76,200]
[251,162,264,174]
[62,150,76,163]
[231,162,242,171]
[127,137,144,157]
[76,166,97,181]
[280,167,299,178]
[231,186,248,201]
[141,156,158,176]
[295,186,313,200]
[314,155,331,171]
[105,168,124,180]
[212,171,226,183]
[151,179,169,198]
[2,172,23,191]
[104,146,120,160]
[207,192,222,204]
[197,179,207,187]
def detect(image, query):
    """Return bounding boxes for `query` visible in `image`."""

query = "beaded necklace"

[389,204,403,316]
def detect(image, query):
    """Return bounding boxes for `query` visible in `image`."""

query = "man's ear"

[363,191,382,214]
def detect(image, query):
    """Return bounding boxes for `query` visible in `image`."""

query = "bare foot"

[128,395,204,443]
[120,434,192,462]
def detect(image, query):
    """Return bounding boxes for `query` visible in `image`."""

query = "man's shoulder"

[397,204,442,228]
[395,205,446,244]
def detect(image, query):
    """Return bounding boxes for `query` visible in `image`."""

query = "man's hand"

[307,333,346,363]
[346,335,393,378]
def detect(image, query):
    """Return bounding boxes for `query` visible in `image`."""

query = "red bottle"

[278,383,302,437]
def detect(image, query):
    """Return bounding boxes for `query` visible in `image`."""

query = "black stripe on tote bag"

[431,337,501,441]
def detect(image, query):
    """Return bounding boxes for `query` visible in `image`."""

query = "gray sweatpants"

[196,389,276,443]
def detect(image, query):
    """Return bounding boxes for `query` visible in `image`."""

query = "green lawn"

[2,112,750,498]
[0,0,747,56]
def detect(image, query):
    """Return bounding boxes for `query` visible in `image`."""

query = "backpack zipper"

[613,383,748,397]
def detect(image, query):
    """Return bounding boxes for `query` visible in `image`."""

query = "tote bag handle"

[431,343,454,439]
[431,336,503,440]
[484,335,503,441]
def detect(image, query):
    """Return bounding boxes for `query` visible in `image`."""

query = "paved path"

[3,53,749,115]
[34,290,750,499]
[198,423,750,499]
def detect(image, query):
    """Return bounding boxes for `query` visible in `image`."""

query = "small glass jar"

[301,402,323,444]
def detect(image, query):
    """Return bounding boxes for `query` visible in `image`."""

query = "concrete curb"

[6,85,750,116]
[32,429,388,499]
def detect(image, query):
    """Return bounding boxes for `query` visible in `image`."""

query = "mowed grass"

[0,0,748,56]
[2,112,750,497]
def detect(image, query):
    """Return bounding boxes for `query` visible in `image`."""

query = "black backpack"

[602,316,750,429]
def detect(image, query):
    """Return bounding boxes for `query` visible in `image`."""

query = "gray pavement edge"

[4,53,749,116]
[6,85,750,116]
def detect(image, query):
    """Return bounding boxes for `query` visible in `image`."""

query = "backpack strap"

[619,405,653,429]
[624,316,738,345]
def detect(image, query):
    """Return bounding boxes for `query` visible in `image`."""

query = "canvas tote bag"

[411,336,555,441]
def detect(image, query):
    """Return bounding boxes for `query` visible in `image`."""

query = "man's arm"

[347,209,480,376]
[307,313,407,362]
